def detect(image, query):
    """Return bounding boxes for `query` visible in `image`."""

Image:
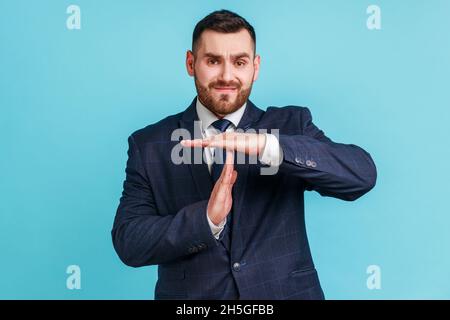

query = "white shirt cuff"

[259,133,282,166]
[207,212,226,239]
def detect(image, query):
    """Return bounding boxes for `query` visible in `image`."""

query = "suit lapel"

[179,97,213,201]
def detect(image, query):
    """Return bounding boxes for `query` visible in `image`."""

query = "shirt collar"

[195,96,247,132]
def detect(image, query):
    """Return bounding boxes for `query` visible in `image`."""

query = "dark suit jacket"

[111,97,377,300]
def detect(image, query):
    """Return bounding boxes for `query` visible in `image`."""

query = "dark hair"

[192,9,256,55]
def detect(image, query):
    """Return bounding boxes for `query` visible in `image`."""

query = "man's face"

[186,29,260,118]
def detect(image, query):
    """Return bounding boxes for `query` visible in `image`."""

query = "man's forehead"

[197,29,254,57]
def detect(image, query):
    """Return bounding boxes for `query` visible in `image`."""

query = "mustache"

[209,80,241,89]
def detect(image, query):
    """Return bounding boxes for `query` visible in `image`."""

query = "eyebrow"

[203,52,251,60]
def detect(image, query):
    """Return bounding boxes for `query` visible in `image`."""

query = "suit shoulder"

[266,105,311,114]
[264,105,313,123]
[129,110,183,146]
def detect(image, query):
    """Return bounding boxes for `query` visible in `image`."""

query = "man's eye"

[236,60,246,67]
[208,59,219,65]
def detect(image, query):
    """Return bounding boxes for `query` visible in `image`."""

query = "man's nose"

[219,61,234,82]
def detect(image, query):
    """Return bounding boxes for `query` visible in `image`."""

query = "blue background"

[1,0,449,299]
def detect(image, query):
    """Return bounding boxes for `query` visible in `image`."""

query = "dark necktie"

[210,119,232,183]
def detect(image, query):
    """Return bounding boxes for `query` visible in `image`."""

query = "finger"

[225,150,234,165]
[210,132,235,150]
[230,170,238,184]
[215,177,230,205]
[223,170,237,205]
[211,159,228,195]
[220,151,234,185]
[223,189,233,213]
[217,153,231,183]
[208,138,225,149]
[223,150,234,179]
[214,166,230,200]
[216,149,233,184]
[224,173,237,210]
[216,169,235,208]
[225,170,238,197]
[212,168,236,213]
[180,139,202,148]
[211,150,234,203]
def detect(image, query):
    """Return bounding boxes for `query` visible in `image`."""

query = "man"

[111,10,377,300]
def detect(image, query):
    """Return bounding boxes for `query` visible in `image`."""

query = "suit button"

[188,247,198,253]
[295,157,303,164]
[306,160,312,167]
[232,262,241,272]
[311,161,317,168]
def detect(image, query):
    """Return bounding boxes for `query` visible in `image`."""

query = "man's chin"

[208,101,235,114]
[214,92,237,100]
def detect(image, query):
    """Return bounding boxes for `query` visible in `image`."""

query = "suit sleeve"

[111,135,219,267]
[277,107,377,201]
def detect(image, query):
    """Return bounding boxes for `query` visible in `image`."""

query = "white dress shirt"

[195,97,282,239]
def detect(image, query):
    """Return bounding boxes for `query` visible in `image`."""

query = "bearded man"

[112,9,377,300]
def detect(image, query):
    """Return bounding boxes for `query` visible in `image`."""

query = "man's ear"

[253,54,261,82]
[186,50,195,77]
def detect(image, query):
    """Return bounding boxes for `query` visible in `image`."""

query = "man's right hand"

[207,150,238,226]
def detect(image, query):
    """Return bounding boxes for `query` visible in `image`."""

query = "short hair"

[192,9,256,55]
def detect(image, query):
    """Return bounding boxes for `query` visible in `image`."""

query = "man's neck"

[195,96,247,131]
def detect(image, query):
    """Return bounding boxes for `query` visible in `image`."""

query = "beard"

[194,75,253,117]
